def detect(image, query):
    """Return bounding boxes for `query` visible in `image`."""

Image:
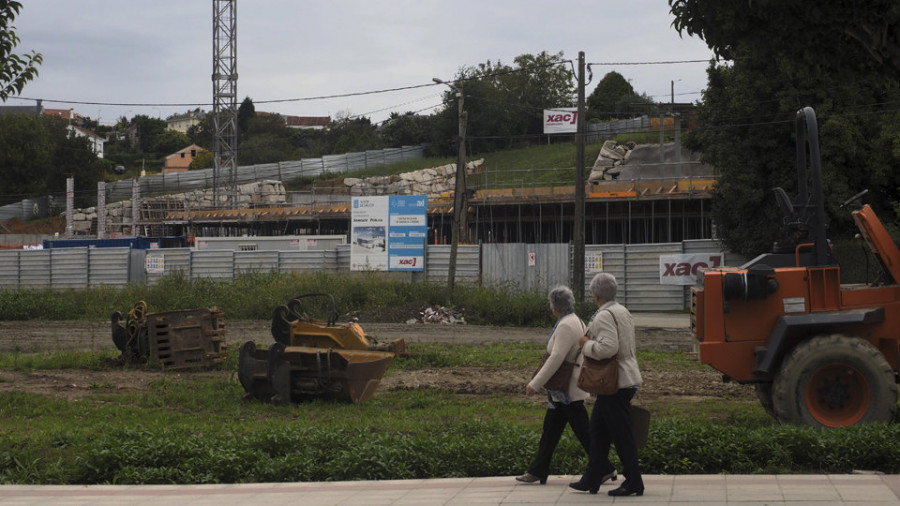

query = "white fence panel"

[623,243,683,311]
[191,251,234,280]
[424,245,480,284]
[235,251,280,275]
[146,248,191,284]
[0,251,19,287]
[89,248,131,286]
[279,251,335,272]
[51,249,88,289]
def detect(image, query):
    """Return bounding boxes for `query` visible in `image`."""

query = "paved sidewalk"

[3,474,900,505]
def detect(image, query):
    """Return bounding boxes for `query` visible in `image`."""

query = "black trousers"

[581,387,643,490]
[527,399,591,479]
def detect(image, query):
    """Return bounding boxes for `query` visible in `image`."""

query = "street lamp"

[433,77,467,293]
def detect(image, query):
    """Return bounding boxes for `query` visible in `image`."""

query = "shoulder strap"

[605,308,619,337]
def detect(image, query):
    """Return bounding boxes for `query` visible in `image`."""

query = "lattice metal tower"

[212,0,238,209]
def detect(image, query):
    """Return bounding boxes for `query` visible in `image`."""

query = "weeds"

[0,272,561,326]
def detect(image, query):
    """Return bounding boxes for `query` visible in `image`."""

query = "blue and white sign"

[387,195,428,271]
[351,195,427,271]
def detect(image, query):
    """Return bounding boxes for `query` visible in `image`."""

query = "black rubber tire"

[772,334,897,427]
[754,382,779,420]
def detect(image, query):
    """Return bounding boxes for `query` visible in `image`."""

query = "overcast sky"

[9,1,715,126]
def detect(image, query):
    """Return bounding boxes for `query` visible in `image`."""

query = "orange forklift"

[691,107,900,427]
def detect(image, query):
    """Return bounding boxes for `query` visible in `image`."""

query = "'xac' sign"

[659,253,723,285]
[543,108,578,134]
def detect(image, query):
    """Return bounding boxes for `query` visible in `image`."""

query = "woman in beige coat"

[569,272,644,497]
[515,285,593,485]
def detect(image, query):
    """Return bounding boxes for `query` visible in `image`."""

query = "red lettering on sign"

[547,112,577,124]
[398,258,417,266]
[661,256,722,277]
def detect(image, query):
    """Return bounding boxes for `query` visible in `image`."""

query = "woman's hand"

[525,385,535,397]
[578,336,589,348]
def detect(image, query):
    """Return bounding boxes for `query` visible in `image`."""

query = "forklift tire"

[772,334,897,427]
[754,383,780,420]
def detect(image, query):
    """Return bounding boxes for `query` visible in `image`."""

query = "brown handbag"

[533,353,577,391]
[577,309,620,395]
[577,354,619,395]
[532,317,585,391]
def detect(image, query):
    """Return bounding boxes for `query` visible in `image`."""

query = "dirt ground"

[0,319,754,404]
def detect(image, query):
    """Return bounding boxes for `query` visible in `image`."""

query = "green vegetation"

[671,0,900,258]
[0,271,598,326]
[2,342,899,484]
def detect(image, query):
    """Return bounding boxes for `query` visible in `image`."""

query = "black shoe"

[568,480,599,494]
[608,483,644,497]
[568,471,616,495]
[515,472,546,484]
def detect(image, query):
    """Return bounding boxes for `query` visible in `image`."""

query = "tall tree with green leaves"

[0,115,101,207]
[0,1,42,101]
[434,51,574,154]
[670,0,900,257]
[586,71,655,120]
[237,96,255,136]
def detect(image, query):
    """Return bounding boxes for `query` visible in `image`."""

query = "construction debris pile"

[588,140,638,182]
[406,304,467,325]
[342,159,484,197]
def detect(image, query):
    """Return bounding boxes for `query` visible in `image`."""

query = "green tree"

[189,149,214,170]
[44,117,105,207]
[0,114,53,205]
[0,1,42,101]
[187,114,213,149]
[434,50,575,155]
[586,71,656,120]
[669,0,900,80]
[129,115,166,153]
[671,0,900,257]
[379,112,437,148]
[322,114,381,155]
[237,96,255,136]
[152,130,192,156]
[0,115,101,207]
[238,113,296,164]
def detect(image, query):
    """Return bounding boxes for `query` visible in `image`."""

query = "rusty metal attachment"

[238,293,404,404]
[111,301,228,369]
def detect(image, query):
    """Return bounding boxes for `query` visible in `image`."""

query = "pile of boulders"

[588,140,637,181]
[68,180,287,236]
[342,159,483,197]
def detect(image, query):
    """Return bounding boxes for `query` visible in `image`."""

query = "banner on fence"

[351,195,427,271]
[659,253,722,285]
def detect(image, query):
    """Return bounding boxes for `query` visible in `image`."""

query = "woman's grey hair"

[589,273,618,302]
[548,285,576,315]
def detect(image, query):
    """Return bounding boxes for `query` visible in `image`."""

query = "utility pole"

[573,51,586,301]
[434,77,467,293]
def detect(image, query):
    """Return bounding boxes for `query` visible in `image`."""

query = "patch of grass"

[0,350,120,371]
[394,342,543,370]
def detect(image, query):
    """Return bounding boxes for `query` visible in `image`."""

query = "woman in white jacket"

[515,285,593,485]
[569,272,644,497]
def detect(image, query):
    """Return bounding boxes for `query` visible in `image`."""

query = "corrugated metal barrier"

[0,239,734,310]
